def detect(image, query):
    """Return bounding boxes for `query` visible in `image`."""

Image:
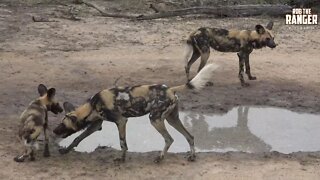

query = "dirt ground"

[0,1,320,179]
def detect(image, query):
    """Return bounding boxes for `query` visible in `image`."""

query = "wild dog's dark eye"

[266,38,271,41]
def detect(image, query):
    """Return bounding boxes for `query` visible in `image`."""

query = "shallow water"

[59,106,320,154]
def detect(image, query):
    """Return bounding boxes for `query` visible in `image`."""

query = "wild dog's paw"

[186,154,196,162]
[205,82,214,87]
[43,144,50,157]
[249,76,257,80]
[241,82,250,87]
[153,156,164,163]
[13,155,25,163]
[58,148,69,154]
[29,156,35,161]
[43,150,50,157]
[113,157,125,163]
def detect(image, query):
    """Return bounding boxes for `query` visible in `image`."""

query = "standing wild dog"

[53,64,217,163]
[14,84,63,162]
[184,22,276,86]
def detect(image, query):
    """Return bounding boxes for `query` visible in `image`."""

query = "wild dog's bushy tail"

[170,63,218,93]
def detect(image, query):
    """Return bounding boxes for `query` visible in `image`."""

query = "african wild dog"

[53,64,217,163]
[184,22,276,86]
[14,84,63,162]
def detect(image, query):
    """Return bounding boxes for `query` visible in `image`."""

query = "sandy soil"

[0,1,320,179]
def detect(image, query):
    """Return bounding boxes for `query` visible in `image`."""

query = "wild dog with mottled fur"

[184,22,276,86]
[14,84,63,162]
[53,64,217,163]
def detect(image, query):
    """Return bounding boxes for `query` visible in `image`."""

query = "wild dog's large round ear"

[266,21,273,30]
[38,84,48,96]
[63,102,75,113]
[47,88,56,100]
[255,24,265,34]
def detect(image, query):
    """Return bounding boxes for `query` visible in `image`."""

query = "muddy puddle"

[59,106,320,154]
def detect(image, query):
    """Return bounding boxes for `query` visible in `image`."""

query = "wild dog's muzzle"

[53,123,76,138]
[266,39,277,48]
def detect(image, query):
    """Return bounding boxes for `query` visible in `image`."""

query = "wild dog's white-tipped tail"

[188,63,218,90]
[184,40,194,67]
[170,63,218,92]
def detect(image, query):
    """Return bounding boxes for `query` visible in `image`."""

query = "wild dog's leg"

[14,132,27,162]
[14,145,35,162]
[29,147,35,161]
[14,127,42,162]
[237,51,249,86]
[244,54,256,80]
[59,120,103,154]
[14,146,29,162]
[166,105,195,161]
[150,118,173,163]
[245,59,257,80]
[43,127,50,157]
[14,132,32,162]
[114,117,128,162]
[27,127,42,161]
[197,46,210,73]
[43,112,50,157]
[185,48,201,81]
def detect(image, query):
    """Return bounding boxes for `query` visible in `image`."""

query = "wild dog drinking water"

[184,22,276,86]
[14,84,63,162]
[53,64,217,163]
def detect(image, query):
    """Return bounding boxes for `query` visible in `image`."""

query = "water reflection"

[184,106,272,152]
[59,106,320,154]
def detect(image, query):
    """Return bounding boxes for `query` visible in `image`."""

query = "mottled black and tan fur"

[54,64,217,163]
[185,22,276,86]
[14,84,63,162]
